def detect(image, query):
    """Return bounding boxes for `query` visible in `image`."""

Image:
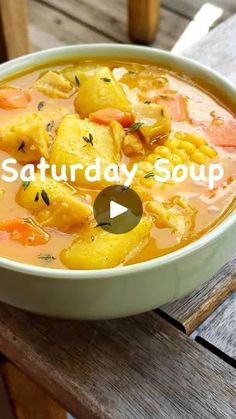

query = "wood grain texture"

[1,362,67,419]
[28,0,110,51]
[0,0,30,61]
[159,255,236,334]
[35,0,189,50]
[128,0,160,44]
[196,293,236,367]
[0,304,235,418]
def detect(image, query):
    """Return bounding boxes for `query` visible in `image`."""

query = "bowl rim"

[0,43,235,279]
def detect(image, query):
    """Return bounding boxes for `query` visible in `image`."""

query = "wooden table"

[0,13,235,419]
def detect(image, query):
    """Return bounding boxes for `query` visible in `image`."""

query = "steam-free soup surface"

[0,60,235,269]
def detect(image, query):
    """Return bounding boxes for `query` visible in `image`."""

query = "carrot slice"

[156,94,188,122]
[0,87,31,109]
[0,218,50,246]
[206,120,236,148]
[89,108,134,127]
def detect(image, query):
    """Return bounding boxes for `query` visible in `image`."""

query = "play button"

[93,185,143,234]
[110,201,128,219]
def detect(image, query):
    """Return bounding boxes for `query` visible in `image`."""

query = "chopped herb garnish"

[144,172,155,179]
[161,108,164,117]
[38,101,45,111]
[41,190,50,206]
[34,192,39,202]
[46,120,54,132]
[83,133,94,146]
[144,101,151,104]
[18,140,25,152]
[100,77,111,82]
[159,95,172,101]
[75,75,80,86]
[95,221,112,228]
[38,253,56,262]
[22,181,30,190]
[128,121,144,132]
[128,70,137,75]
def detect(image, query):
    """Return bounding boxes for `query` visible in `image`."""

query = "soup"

[0,60,235,269]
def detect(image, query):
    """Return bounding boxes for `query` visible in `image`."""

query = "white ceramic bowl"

[0,44,235,319]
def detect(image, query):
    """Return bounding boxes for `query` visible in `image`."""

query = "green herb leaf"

[100,77,111,82]
[75,75,80,86]
[144,172,155,179]
[128,70,137,75]
[83,133,94,146]
[144,101,151,104]
[128,121,144,132]
[18,140,25,152]
[95,221,112,228]
[41,190,50,206]
[37,101,45,111]
[46,121,54,132]
[38,253,56,262]
[22,181,30,190]
[34,192,39,202]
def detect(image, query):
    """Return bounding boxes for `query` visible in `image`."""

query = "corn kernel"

[153,145,171,158]
[138,161,153,172]
[191,152,208,164]
[147,153,158,163]
[164,138,181,150]
[178,141,196,155]
[199,145,217,158]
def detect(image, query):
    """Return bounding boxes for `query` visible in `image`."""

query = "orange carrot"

[89,108,134,127]
[206,120,236,148]
[0,87,31,109]
[0,218,50,246]
[156,94,188,122]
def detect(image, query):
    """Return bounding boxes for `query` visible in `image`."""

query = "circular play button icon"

[93,185,143,234]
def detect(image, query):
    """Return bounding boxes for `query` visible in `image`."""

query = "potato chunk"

[16,173,92,231]
[132,103,171,145]
[61,217,152,269]
[34,71,74,98]
[50,114,121,188]
[74,67,130,117]
[0,113,49,163]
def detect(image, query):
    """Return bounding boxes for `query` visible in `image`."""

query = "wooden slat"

[1,362,67,419]
[196,293,236,367]
[36,0,189,50]
[159,256,236,334]
[28,0,110,51]
[0,303,235,419]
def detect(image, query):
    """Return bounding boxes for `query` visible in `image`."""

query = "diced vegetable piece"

[132,103,171,145]
[146,197,196,239]
[61,217,152,269]
[122,132,144,156]
[50,115,121,188]
[110,120,125,146]
[61,64,101,85]
[34,71,74,98]
[0,217,49,246]
[206,120,236,148]
[89,108,133,127]
[156,94,189,122]
[0,87,30,109]
[74,67,130,117]
[16,173,92,232]
[0,113,49,163]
